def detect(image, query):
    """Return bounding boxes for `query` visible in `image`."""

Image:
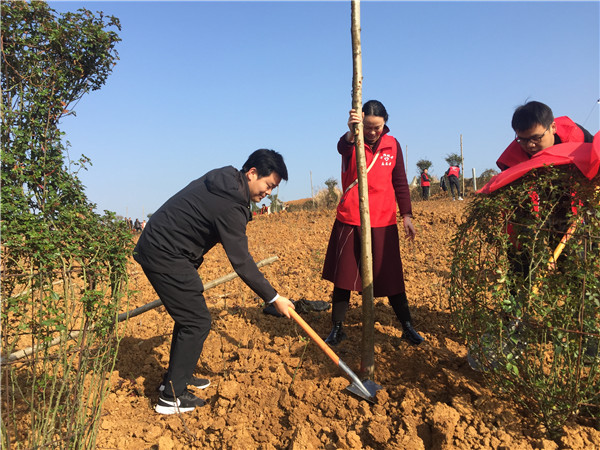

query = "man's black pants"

[142,267,211,397]
[448,175,461,198]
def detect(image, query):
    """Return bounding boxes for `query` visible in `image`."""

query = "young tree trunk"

[460,134,465,196]
[351,0,375,380]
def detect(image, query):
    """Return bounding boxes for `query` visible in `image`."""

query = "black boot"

[401,321,425,346]
[324,321,347,346]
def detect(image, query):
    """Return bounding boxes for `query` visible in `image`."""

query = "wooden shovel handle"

[549,221,578,267]
[289,309,340,366]
[533,220,579,294]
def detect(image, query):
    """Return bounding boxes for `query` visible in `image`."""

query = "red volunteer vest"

[336,134,398,227]
[421,173,430,186]
[496,116,585,171]
[448,166,460,178]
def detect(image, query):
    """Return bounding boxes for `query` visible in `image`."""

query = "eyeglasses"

[515,125,550,145]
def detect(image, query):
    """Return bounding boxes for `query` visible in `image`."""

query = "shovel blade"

[345,379,383,404]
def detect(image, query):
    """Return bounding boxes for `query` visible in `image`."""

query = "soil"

[98,199,599,449]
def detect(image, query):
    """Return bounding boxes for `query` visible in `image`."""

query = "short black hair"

[363,100,388,123]
[511,101,554,132]
[242,149,288,181]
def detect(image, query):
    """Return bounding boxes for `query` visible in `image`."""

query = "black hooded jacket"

[133,166,277,301]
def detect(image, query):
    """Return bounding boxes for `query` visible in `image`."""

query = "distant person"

[134,218,142,232]
[445,165,462,200]
[420,168,430,200]
[134,149,295,414]
[496,100,593,171]
[440,174,448,193]
[322,100,425,347]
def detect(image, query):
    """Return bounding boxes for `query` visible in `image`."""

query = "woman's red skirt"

[322,219,406,297]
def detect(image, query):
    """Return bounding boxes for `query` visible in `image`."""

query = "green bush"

[449,166,600,437]
[1,2,131,448]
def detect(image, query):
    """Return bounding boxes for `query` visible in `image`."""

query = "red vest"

[421,172,430,186]
[336,134,398,227]
[448,166,460,178]
[496,116,585,171]
[496,117,589,246]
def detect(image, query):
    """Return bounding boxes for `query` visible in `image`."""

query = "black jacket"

[134,166,277,301]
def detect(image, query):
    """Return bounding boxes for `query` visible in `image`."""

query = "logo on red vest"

[381,153,395,166]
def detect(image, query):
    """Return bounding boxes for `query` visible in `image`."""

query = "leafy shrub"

[449,166,599,437]
[1,2,131,448]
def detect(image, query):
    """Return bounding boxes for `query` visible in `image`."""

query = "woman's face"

[363,115,385,144]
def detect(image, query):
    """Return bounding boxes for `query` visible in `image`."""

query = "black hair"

[242,149,288,181]
[511,101,554,132]
[363,100,388,123]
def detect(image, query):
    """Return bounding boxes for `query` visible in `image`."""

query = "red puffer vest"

[421,172,430,186]
[447,166,460,178]
[336,134,398,227]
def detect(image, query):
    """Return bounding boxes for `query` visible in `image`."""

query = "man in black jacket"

[134,149,294,414]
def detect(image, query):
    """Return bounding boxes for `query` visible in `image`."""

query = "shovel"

[532,220,578,295]
[288,309,382,403]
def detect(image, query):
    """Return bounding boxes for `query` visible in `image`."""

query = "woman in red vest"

[420,168,431,200]
[321,100,424,346]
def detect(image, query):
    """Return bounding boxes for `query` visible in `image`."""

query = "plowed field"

[98,198,599,449]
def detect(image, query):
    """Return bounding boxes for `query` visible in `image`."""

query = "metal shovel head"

[345,379,382,404]
[286,309,383,405]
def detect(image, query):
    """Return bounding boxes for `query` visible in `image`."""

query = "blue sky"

[48,1,599,220]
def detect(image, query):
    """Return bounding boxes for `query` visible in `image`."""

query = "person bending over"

[134,149,295,414]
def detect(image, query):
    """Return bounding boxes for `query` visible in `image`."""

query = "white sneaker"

[155,389,205,414]
[458,197,464,201]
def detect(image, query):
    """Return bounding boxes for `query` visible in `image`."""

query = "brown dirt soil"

[98,199,599,449]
